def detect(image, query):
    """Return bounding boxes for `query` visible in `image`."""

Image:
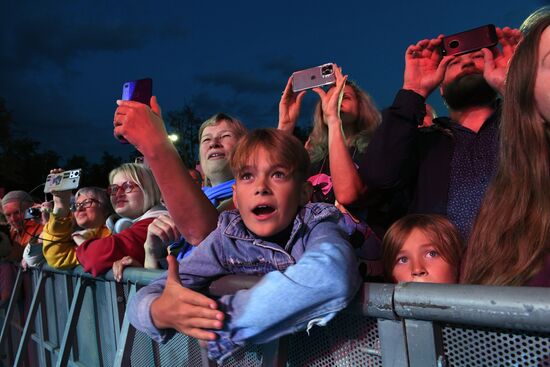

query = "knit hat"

[1,191,33,208]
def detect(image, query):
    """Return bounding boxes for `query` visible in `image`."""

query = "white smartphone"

[292,63,336,92]
[44,169,82,193]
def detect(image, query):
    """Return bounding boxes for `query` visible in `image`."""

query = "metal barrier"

[1,265,549,367]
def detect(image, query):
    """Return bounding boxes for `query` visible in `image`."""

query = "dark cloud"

[2,18,187,72]
[262,56,302,77]
[0,3,189,163]
[195,72,279,95]
[185,91,276,127]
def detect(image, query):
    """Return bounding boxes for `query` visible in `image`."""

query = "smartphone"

[44,169,82,193]
[441,24,498,56]
[118,78,153,143]
[122,78,153,106]
[292,63,336,92]
[24,208,41,220]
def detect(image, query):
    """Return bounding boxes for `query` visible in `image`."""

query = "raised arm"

[402,35,454,98]
[312,65,367,205]
[361,37,454,190]
[278,76,306,133]
[113,98,218,245]
[41,169,80,269]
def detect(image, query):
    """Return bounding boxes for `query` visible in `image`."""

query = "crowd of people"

[1,7,550,363]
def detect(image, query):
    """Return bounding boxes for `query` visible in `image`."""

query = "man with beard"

[360,27,521,239]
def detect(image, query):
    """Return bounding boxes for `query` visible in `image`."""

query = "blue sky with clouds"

[2,0,547,162]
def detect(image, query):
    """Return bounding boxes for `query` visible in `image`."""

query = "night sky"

[2,1,547,162]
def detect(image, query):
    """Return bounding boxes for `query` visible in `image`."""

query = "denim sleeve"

[127,228,229,343]
[207,218,361,363]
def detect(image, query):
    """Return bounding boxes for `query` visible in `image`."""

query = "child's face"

[233,147,308,238]
[392,228,457,284]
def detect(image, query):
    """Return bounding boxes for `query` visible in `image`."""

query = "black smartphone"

[292,63,336,93]
[117,78,153,143]
[441,24,498,56]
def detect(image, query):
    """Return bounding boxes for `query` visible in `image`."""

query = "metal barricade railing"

[1,265,549,367]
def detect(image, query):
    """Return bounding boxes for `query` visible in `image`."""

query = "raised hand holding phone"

[116,78,153,144]
[114,83,172,159]
[481,26,522,94]
[311,64,347,127]
[122,78,153,106]
[403,36,455,98]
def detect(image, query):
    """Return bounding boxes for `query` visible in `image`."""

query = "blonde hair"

[307,80,380,163]
[108,163,162,214]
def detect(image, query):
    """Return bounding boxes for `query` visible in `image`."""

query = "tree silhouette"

[0,98,126,195]
[85,152,123,189]
[166,105,203,167]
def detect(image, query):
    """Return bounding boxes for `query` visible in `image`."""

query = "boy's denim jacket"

[128,202,361,363]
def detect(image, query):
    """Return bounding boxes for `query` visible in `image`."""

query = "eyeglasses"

[106,181,140,197]
[71,198,100,212]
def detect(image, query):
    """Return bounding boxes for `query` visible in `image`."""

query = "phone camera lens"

[449,40,460,49]
[321,65,333,76]
[27,208,41,218]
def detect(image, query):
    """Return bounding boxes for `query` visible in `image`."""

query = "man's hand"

[403,36,455,98]
[150,256,224,340]
[113,96,171,157]
[312,64,347,128]
[482,27,522,94]
[278,76,306,133]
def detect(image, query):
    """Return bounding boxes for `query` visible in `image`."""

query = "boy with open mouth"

[128,128,361,363]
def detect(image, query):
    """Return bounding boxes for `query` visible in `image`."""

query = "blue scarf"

[173,179,235,261]
[202,179,235,207]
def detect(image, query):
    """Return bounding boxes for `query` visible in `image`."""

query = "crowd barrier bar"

[1,264,549,367]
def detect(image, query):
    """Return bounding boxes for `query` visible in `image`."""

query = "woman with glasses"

[42,181,113,269]
[75,163,167,277]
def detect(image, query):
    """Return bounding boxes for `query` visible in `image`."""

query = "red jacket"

[76,218,154,276]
